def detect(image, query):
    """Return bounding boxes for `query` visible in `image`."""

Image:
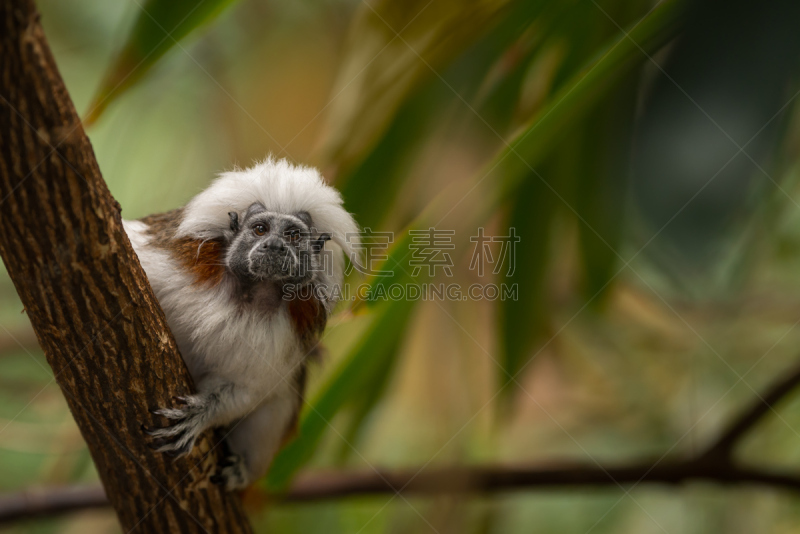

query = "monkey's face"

[225,202,325,285]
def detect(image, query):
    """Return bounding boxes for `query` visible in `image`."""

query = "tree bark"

[0,1,252,532]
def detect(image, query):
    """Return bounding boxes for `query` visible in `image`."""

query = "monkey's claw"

[143,396,207,458]
[219,455,238,468]
[212,454,250,491]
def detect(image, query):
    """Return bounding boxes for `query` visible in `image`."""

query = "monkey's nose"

[261,238,284,251]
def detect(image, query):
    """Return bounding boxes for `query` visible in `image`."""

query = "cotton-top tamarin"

[124,158,359,490]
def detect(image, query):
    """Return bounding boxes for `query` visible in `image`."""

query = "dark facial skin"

[225,203,328,286]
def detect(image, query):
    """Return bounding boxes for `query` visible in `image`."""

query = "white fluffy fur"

[177,157,360,293]
[123,158,359,490]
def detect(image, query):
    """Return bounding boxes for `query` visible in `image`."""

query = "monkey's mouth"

[247,251,306,281]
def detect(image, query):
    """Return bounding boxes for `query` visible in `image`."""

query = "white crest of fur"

[177,157,360,293]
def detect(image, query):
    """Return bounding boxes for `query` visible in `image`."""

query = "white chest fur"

[124,220,302,402]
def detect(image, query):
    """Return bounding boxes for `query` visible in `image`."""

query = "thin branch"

[5,352,800,524]
[0,486,107,523]
[286,461,800,499]
[2,336,797,526]
[706,359,800,458]
[3,460,800,523]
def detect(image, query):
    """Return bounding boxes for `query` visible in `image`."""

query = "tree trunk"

[0,1,253,532]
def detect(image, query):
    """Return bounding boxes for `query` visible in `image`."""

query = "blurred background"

[3,0,800,532]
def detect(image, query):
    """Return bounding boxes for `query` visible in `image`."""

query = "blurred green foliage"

[85,0,238,124]
[3,0,800,533]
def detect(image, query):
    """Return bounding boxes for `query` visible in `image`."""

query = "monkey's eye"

[252,224,268,236]
[288,229,301,242]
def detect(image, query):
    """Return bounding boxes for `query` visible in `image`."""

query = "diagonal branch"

[705,359,800,459]
[0,1,251,532]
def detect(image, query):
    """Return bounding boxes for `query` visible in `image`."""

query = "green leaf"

[321,0,529,177]
[497,0,648,400]
[265,297,417,491]
[330,323,408,464]
[263,0,688,491]
[498,142,577,397]
[338,83,444,231]
[334,0,554,230]
[491,0,686,199]
[85,0,238,124]
[369,0,688,305]
[574,69,640,303]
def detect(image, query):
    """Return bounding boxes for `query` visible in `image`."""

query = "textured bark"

[0,1,252,532]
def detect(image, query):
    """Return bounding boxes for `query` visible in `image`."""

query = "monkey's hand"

[211,454,250,491]
[142,395,212,457]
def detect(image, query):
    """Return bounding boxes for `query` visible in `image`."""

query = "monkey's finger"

[144,427,173,437]
[165,440,193,458]
[144,423,187,439]
[142,424,162,435]
[218,456,238,468]
[141,421,172,433]
[142,418,186,434]
[149,407,189,420]
[147,436,180,450]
